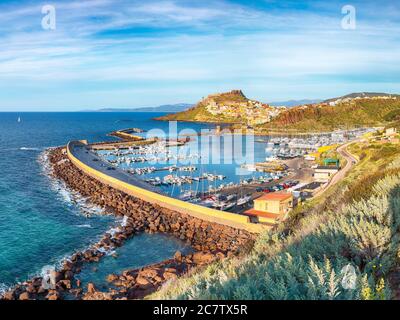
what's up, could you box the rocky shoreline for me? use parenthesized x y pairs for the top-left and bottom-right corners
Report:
(1, 147), (255, 300)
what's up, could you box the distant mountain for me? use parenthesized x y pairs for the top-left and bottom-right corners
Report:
(84, 103), (192, 113)
(324, 92), (400, 103)
(269, 99), (322, 107)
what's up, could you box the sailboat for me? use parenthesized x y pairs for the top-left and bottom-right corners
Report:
(17, 117), (21, 123)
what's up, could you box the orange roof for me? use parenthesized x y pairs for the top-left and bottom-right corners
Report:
(255, 192), (292, 202)
(244, 209), (282, 220)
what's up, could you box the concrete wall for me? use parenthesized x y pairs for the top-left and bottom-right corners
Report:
(67, 141), (266, 234)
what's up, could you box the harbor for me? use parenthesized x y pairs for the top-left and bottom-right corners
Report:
(88, 127), (374, 219)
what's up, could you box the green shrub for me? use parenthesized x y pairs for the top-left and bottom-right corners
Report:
(151, 156), (400, 300)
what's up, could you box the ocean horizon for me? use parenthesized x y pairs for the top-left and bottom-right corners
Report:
(0, 112), (205, 291)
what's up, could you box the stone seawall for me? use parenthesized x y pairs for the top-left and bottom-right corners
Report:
(58, 147), (255, 252)
(68, 141), (265, 233)
(54, 146), (256, 299)
(1, 147), (257, 301)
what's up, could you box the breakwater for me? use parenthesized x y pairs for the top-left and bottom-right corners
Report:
(68, 141), (265, 233)
(1, 147), (255, 300)
(60, 146), (255, 252)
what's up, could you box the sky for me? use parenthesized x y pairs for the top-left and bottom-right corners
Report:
(0, 0), (400, 111)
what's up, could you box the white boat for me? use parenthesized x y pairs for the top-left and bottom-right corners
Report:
(220, 202), (236, 211)
(265, 142), (275, 152)
(242, 164), (257, 172)
(265, 156), (278, 162)
(179, 190), (197, 201)
(237, 195), (252, 206)
(226, 194), (237, 201)
(200, 199), (215, 208)
(17, 117), (21, 123)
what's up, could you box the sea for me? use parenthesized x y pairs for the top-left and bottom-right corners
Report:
(0, 112), (267, 292)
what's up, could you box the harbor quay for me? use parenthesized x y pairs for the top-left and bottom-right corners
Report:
(68, 126), (373, 228)
(83, 126), (372, 227)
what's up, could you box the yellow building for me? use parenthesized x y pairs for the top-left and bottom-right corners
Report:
(314, 166), (339, 182)
(386, 127), (398, 137)
(244, 193), (293, 225)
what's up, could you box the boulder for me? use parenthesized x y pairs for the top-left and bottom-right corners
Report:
(19, 292), (30, 300)
(47, 292), (60, 300)
(63, 260), (74, 271)
(107, 274), (119, 283)
(192, 252), (215, 265)
(26, 284), (37, 294)
(2, 291), (16, 300)
(87, 283), (97, 294)
(163, 271), (178, 281)
(50, 271), (64, 283)
(174, 250), (183, 262)
(138, 268), (159, 279)
(135, 276), (151, 286)
(58, 280), (72, 290)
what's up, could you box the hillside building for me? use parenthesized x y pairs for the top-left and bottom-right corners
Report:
(244, 193), (293, 225)
(314, 166), (340, 183)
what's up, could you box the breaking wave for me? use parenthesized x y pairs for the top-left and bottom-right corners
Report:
(76, 224), (93, 229)
(20, 147), (41, 151)
(0, 283), (10, 297)
(37, 149), (107, 218)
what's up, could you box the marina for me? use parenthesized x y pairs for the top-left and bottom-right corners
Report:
(260, 128), (374, 159)
(90, 127), (373, 215)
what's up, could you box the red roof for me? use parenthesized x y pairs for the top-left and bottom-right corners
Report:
(244, 209), (282, 220)
(255, 192), (292, 202)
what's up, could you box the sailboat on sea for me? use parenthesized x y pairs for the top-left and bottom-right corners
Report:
(17, 117), (21, 123)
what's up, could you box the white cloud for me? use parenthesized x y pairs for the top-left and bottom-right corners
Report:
(0, 0), (400, 110)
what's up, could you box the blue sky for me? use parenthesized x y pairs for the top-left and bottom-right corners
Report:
(0, 0), (400, 111)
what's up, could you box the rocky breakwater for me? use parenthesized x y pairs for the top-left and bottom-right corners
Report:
(1, 147), (255, 300)
(83, 251), (222, 300)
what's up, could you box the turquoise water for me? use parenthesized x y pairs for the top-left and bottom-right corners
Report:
(0, 112), (208, 291)
(76, 233), (192, 291)
(99, 138), (270, 198)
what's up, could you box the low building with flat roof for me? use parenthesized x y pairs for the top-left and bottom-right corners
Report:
(386, 127), (397, 137)
(244, 192), (293, 225)
(314, 166), (340, 182)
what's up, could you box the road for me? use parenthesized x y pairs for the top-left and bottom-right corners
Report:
(314, 140), (359, 197)
(72, 144), (163, 194)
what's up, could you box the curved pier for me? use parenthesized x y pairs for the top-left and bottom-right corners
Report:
(67, 140), (267, 233)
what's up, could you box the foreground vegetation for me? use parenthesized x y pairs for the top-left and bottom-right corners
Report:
(150, 141), (400, 300)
